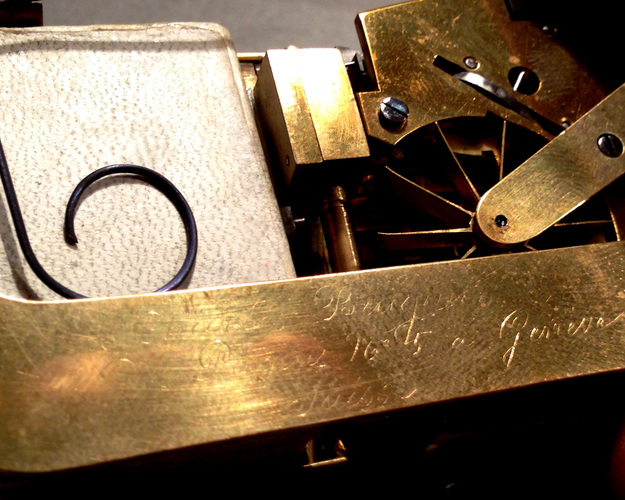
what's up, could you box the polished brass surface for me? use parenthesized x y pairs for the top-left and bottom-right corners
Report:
(301, 50), (369, 161)
(254, 47), (369, 186)
(476, 84), (625, 247)
(321, 186), (362, 272)
(3, 242), (625, 471)
(355, 0), (605, 145)
(256, 47), (322, 181)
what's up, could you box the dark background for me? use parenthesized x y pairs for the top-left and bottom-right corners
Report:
(43, 0), (385, 52)
(40, 0), (624, 89)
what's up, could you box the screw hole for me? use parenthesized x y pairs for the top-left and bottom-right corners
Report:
(495, 215), (508, 227)
(508, 67), (540, 95)
(541, 25), (557, 36)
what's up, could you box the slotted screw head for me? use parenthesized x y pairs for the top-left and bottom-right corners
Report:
(379, 97), (409, 129)
(598, 133), (623, 158)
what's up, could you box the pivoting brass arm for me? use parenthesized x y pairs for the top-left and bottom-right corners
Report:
(476, 84), (625, 247)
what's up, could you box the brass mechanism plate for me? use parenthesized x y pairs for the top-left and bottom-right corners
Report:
(2, 242), (625, 471)
(1, 0), (625, 477)
(356, 0), (606, 144)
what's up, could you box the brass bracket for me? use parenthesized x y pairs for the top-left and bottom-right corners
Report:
(355, 0), (605, 145)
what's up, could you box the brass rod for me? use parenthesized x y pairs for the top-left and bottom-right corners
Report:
(321, 186), (361, 273)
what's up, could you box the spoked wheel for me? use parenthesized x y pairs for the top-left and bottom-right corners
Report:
(354, 116), (617, 267)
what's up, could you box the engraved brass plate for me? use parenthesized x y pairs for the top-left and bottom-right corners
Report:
(1, 0), (624, 479)
(2, 242), (625, 471)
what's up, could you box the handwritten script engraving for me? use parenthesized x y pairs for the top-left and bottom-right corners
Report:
(289, 381), (390, 418)
(315, 286), (625, 376)
(314, 286), (480, 369)
(256, 349), (327, 381)
(499, 310), (625, 367)
(314, 285), (492, 323)
(199, 339), (231, 372)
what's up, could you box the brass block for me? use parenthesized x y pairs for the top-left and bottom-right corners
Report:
(255, 47), (369, 186)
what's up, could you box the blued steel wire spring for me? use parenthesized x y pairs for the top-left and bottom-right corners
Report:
(0, 138), (197, 299)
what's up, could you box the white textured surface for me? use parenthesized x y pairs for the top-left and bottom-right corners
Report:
(0, 24), (295, 300)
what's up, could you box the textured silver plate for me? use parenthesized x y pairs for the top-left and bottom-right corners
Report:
(0, 24), (295, 300)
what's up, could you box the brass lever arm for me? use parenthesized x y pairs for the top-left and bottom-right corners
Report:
(476, 84), (625, 247)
